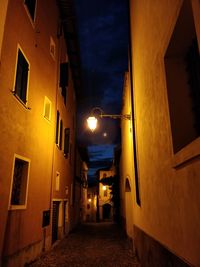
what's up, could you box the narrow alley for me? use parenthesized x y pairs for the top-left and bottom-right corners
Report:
(28, 223), (140, 267)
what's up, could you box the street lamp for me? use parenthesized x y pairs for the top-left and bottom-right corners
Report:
(87, 107), (131, 131)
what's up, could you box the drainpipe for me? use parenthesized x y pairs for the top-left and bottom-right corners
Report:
(127, 0), (141, 206)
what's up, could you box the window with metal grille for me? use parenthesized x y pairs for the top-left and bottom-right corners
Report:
(14, 49), (29, 104)
(24, 0), (36, 21)
(10, 156), (30, 207)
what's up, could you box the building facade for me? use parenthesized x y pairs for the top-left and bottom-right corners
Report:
(0, 1), (81, 266)
(98, 169), (115, 221)
(120, 71), (134, 239)
(120, 0), (200, 266)
(86, 186), (97, 222)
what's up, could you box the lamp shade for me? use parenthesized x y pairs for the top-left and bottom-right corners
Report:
(87, 116), (97, 131)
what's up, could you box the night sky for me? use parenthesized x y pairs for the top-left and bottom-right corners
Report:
(74, 0), (129, 182)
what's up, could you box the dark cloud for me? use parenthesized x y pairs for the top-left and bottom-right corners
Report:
(74, 0), (128, 178)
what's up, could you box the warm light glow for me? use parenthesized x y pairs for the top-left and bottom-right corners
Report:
(88, 198), (91, 202)
(102, 185), (107, 191)
(87, 116), (97, 131)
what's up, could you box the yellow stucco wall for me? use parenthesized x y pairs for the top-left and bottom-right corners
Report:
(0, 1), (77, 266)
(0, 0), (8, 59)
(120, 72), (135, 238)
(129, 0), (200, 265)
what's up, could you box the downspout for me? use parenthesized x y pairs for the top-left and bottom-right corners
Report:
(127, 0), (141, 206)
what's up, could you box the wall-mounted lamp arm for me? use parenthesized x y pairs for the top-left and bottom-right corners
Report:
(100, 114), (131, 120)
(87, 107), (131, 131)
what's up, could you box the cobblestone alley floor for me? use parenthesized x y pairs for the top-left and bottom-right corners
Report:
(28, 222), (140, 267)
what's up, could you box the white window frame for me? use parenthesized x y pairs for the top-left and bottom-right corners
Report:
(43, 96), (52, 121)
(9, 154), (31, 210)
(23, 0), (37, 27)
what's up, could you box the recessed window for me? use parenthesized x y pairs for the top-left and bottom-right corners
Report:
(64, 128), (70, 157)
(59, 119), (63, 150)
(14, 48), (29, 104)
(59, 62), (68, 104)
(43, 96), (51, 121)
(10, 155), (30, 208)
(55, 111), (60, 145)
(55, 172), (60, 191)
(50, 36), (56, 60)
(24, 0), (36, 22)
(164, 0), (200, 153)
(104, 189), (108, 197)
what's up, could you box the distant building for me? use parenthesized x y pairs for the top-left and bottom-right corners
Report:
(97, 167), (115, 221)
(0, 1), (81, 266)
(120, 0), (200, 266)
(75, 147), (89, 224)
(86, 186), (97, 222)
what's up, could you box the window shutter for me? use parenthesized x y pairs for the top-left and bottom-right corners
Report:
(59, 63), (68, 104)
(15, 49), (29, 104)
(64, 128), (70, 157)
(59, 120), (63, 149)
(55, 111), (60, 144)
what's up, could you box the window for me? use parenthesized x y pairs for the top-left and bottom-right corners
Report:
(164, 0), (200, 153)
(24, 0), (36, 21)
(59, 119), (63, 150)
(55, 111), (60, 145)
(104, 189), (107, 197)
(14, 48), (29, 104)
(43, 96), (51, 121)
(64, 128), (70, 157)
(50, 36), (56, 60)
(10, 155), (30, 208)
(59, 63), (68, 104)
(55, 172), (60, 191)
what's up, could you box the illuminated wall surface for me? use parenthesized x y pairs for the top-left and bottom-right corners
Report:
(120, 71), (134, 239)
(0, 1), (80, 266)
(121, 0), (200, 266)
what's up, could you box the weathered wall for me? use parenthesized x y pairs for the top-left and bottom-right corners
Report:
(129, 0), (200, 266)
(0, 0), (77, 266)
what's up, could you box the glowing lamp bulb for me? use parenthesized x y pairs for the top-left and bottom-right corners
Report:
(102, 185), (107, 191)
(87, 116), (97, 131)
(88, 198), (92, 202)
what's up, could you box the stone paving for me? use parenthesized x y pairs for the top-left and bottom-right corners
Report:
(28, 222), (140, 267)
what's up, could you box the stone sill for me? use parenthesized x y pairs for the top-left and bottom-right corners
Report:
(172, 137), (200, 169)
